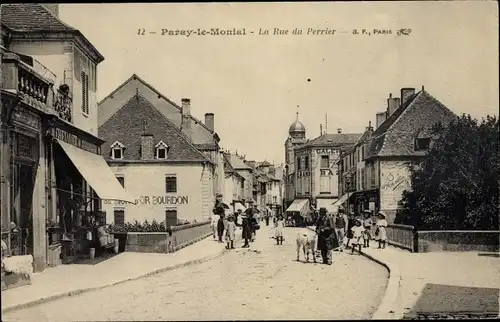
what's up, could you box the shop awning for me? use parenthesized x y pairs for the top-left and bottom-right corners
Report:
(332, 192), (351, 206)
(286, 199), (309, 216)
(234, 201), (246, 212)
(317, 198), (335, 209)
(56, 139), (136, 203)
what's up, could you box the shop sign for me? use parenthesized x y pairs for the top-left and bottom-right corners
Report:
(320, 169), (334, 176)
(12, 109), (40, 131)
(53, 127), (99, 154)
(315, 148), (340, 156)
(104, 195), (189, 206)
(297, 170), (310, 178)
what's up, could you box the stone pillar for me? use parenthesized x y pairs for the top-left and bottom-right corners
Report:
(0, 126), (11, 242)
(32, 132), (47, 272)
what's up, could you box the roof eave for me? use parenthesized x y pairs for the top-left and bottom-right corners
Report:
(9, 30), (105, 64)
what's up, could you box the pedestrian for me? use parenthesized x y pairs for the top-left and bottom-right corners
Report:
(362, 210), (373, 248)
(315, 207), (338, 265)
(274, 214), (285, 245)
(345, 212), (356, 249)
(334, 210), (348, 252)
(225, 214), (236, 250)
(376, 211), (388, 249)
(249, 211), (259, 242)
(217, 214), (225, 243)
(210, 209), (219, 240)
(236, 213), (251, 248)
(350, 219), (364, 254)
(265, 211), (270, 226)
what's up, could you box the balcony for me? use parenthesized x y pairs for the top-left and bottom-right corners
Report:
(2, 52), (53, 111)
(1, 52), (73, 123)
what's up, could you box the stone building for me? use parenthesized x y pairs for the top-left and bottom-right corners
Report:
(338, 87), (457, 222)
(1, 4), (133, 272)
(98, 75), (222, 225)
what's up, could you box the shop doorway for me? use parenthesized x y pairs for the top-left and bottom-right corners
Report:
(11, 162), (36, 256)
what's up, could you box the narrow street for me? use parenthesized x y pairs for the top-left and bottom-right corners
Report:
(3, 226), (388, 321)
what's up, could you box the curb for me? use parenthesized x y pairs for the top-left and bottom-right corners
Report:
(2, 234), (232, 314)
(306, 227), (403, 320)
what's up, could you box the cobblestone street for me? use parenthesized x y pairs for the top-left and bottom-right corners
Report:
(3, 227), (388, 321)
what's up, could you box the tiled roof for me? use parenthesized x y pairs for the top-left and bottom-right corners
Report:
(1, 4), (75, 32)
(227, 154), (252, 170)
(98, 94), (211, 163)
(98, 74), (218, 150)
(298, 133), (362, 149)
(366, 89), (457, 158)
(354, 127), (374, 147)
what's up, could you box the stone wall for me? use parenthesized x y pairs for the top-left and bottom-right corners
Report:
(124, 221), (212, 253)
(417, 230), (500, 253)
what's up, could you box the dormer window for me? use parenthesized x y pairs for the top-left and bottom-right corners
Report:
(415, 137), (431, 151)
(110, 141), (125, 160)
(155, 140), (169, 160)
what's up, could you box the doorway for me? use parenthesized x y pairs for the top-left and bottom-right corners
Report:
(11, 162), (36, 256)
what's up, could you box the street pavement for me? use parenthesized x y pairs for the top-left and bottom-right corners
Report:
(3, 226), (388, 321)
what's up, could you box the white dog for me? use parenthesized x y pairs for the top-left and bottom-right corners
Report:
(296, 231), (317, 263)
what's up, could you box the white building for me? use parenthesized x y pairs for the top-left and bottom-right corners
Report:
(98, 75), (222, 225)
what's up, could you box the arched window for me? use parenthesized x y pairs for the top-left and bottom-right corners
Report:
(155, 140), (169, 160)
(110, 141), (125, 160)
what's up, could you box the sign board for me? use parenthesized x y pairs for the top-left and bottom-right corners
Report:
(103, 195), (189, 206)
(53, 127), (99, 154)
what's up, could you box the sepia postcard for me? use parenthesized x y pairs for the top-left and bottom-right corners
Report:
(0, 1), (498, 321)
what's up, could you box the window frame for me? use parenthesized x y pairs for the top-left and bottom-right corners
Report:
(113, 207), (125, 226)
(81, 70), (89, 115)
(415, 137), (431, 151)
(155, 140), (169, 160)
(165, 175), (178, 193)
(320, 155), (330, 169)
(110, 141), (125, 160)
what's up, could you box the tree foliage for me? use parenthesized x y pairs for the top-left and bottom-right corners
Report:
(401, 114), (499, 230)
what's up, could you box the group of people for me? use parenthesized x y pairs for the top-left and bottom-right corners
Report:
(313, 207), (389, 265)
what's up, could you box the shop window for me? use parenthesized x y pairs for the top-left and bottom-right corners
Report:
(155, 140), (169, 160)
(81, 71), (89, 115)
(320, 155), (329, 169)
(304, 156), (309, 169)
(114, 208), (125, 225)
(296, 157), (301, 170)
(110, 141), (125, 160)
(116, 176), (125, 188)
(165, 175), (177, 193)
(165, 209), (178, 227)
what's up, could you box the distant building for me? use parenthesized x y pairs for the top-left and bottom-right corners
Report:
(221, 152), (246, 212)
(98, 75), (222, 225)
(338, 87), (457, 222)
(283, 112), (361, 219)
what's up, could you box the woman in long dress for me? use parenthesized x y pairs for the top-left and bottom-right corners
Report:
(274, 215), (284, 245)
(376, 211), (388, 249)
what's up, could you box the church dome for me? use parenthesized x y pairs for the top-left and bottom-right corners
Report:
(288, 112), (306, 135)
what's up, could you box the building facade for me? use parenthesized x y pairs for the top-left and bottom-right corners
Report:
(1, 4), (133, 272)
(98, 80), (220, 225)
(338, 87), (457, 222)
(221, 152), (245, 212)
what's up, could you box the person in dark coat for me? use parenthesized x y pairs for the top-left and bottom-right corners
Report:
(217, 213), (225, 243)
(236, 213), (252, 248)
(315, 207), (338, 265)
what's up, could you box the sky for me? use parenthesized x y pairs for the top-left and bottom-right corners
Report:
(60, 2), (499, 164)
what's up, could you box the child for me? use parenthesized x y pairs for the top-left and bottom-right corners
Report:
(275, 215), (285, 245)
(225, 215), (236, 249)
(376, 212), (388, 249)
(217, 214), (225, 243)
(351, 219), (364, 254)
(362, 210), (373, 248)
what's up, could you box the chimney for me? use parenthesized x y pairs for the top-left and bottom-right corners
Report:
(400, 87), (416, 107)
(337, 128), (342, 134)
(376, 111), (387, 129)
(43, 4), (59, 17)
(320, 124), (323, 135)
(204, 113), (214, 132)
(181, 98), (191, 137)
(140, 134), (154, 160)
(387, 93), (401, 116)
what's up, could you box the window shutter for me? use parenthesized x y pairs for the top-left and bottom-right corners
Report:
(114, 209), (125, 225)
(165, 210), (178, 227)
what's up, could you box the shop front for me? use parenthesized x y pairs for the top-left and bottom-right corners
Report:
(44, 117), (136, 267)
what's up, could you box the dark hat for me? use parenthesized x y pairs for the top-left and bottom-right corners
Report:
(319, 207), (327, 215)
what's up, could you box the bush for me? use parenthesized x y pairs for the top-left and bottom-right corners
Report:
(108, 219), (192, 232)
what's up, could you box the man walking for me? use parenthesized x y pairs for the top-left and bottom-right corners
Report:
(316, 207), (338, 265)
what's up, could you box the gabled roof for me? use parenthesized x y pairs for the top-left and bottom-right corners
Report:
(367, 89), (457, 158)
(1, 4), (104, 63)
(298, 133), (362, 149)
(98, 74), (218, 150)
(354, 126), (374, 147)
(226, 154), (252, 170)
(98, 93), (212, 164)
